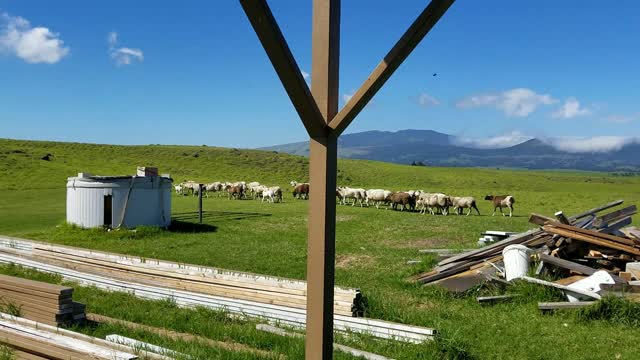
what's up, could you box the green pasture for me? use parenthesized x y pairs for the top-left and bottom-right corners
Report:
(1, 138), (639, 359)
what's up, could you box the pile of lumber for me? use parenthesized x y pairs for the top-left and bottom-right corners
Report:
(0, 237), (362, 317)
(0, 236), (434, 343)
(478, 230), (518, 246)
(416, 200), (640, 295)
(0, 274), (85, 326)
(0, 312), (171, 359)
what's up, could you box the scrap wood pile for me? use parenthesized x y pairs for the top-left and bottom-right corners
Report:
(0, 274), (85, 327)
(415, 200), (640, 305)
(0, 236), (435, 343)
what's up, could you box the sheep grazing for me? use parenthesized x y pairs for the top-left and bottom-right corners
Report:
(246, 182), (261, 198)
(388, 192), (415, 211)
(451, 196), (480, 216)
(180, 181), (199, 196)
(174, 185), (183, 195)
(205, 182), (223, 197)
(485, 195), (515, 217)
(337, 186), (366, 207)
(293, 183), (310, 199)
(261, 189), (275, 203)
(253, 185), (268, 200)
(418, 193), (450, 215)
(269, 186), (283, 203)
(365, 189), (393, 209)
(290, 180), (309, 188)
(227, 185), (244, 200)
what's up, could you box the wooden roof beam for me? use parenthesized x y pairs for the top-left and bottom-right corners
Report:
(328, 0), (456, 135)
(240, 0), (328, 138)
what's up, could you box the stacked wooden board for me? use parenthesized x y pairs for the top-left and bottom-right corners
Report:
(0, 236), (362, 317)
(0, 274), (85, 327)
(416, 200), (640, 294)
(0, 236), (435, 343)
(0, 312), (172, 359)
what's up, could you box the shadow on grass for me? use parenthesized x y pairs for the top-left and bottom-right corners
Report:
(172, 211), (271, 222)
(168, 220), (218, 233)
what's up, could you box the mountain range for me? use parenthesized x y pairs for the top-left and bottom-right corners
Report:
(261, 130), (640, 172)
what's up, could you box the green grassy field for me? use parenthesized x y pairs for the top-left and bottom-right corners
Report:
(1, 138), (639, 359)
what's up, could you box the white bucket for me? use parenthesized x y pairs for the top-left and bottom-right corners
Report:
(566, 270), (615, 302)
(502, 245), (533, 281)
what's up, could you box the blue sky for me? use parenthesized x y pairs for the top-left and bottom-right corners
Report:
(1, 1), (639, 151)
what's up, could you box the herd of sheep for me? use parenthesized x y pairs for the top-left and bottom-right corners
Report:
(175, 180), (516, 217)
(336, 187), (515, 217)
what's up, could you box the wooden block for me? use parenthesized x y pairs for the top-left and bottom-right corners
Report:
(554, 275), (586, 286)
(0, 274), (72, 296)
(529, 213), (555, 226)
(619, 272), (633, 282)
(554, 211), (571, 225)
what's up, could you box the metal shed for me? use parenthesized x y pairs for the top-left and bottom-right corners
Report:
(66, 172), (172, 229)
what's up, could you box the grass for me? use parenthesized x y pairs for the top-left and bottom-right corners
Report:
(1, 138), (640, 359)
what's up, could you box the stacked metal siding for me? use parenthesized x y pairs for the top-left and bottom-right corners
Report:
(66, 176), (172, 228)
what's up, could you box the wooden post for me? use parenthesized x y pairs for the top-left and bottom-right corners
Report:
(198, 184), (203, 224)
(306, 1), (339, 359)
(239, 1), (455, 358)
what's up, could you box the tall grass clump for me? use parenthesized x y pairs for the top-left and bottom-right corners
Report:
(577, 295), (640, 327)
(433, 330), (478, 360)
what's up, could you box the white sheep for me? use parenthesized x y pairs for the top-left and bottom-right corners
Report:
(337, 186), (366, 207)
(365, 189), (393, 209)
(419, 193), (450, 215)
(450, 196), (480, 216)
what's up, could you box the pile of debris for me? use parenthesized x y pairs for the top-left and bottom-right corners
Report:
(416, 200), (640, 308)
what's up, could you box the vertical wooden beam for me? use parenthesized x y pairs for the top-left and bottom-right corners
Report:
(198, 184), (203, 224)
(306, 1), (340, 359)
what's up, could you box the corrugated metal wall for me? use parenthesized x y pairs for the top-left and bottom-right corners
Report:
(66, 183), (112, 228)
(66, 177), (172, 229)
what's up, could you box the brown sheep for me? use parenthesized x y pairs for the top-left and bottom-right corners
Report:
(484, 195), (515, 217)
(387, 192), (415, 211)
(228, 185), (244, 200)
(293, 183), (309, 199)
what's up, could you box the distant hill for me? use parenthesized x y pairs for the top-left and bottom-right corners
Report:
(261, 130), (640, 172)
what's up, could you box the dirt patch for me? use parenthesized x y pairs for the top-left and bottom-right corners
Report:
(381, 237), (454, 249)
(336, 254), (376, 269)
(336, 215), (355, 222)
(415, 301), (438, 310)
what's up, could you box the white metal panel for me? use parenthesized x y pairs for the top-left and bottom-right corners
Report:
(66, 176), (172, 229)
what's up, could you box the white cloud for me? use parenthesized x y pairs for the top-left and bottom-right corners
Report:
(414, 93), (440, 108)
(452, 131), (532, 149)
(301, 69), (309, 80)
(107, 31), (117, 47)
(542, 136), (639, 153)
(604, 113), (639, 124)
(343, 89), (355, 103)
(456, 88), (556, 117)
(551, 97), (592, 119)
(0, 12), (69, 64)
(108, 31), (143, 66)
(452, 131), (638, 153)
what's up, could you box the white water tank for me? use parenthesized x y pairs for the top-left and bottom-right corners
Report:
(66, 172), (172, 228)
